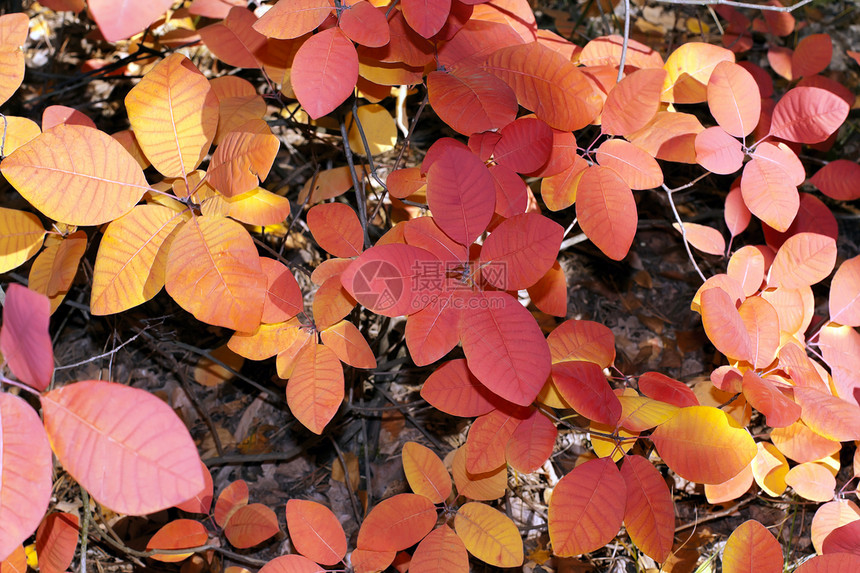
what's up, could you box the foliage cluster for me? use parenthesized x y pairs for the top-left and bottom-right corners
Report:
(1, 0), (860, 571)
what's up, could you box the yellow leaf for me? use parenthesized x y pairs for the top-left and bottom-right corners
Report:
(347, 104), (397, 156)
(207, 119), (280, 197)
(1, 125), (149, 226)
(226, 187), (292, 227)
(29, 230), (87, 314)
(0, 207), (45, 274)
(455, 502), (524, 568)
(0, 116), (40, 155)
(125, 53), (218, 178)
(91, 204), (187, 315)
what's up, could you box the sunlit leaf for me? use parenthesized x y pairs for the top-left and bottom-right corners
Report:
(700, 287), (753, 363)
(695, 126), (744, 175)
(165, 215), (266, 332)
(506, 408), (557, 474)
(483, 42), (599, 131)
(595, 139), (663, 190)
(673, 222), (725, 256)
(738, 297), (780, 369)
(768, 232), (837, 289)
(252, 0), (332, 39)
(356, 493), (437, 551)
(616, 395), (679, 431)
(662, 42), (734, 104)
(707, 61), (761, 137)
(285, 499), (347, 565)
(829, 255), (860, 326)
(794, 387), (860, 442)
(347, 103), (397, 155)
(286, 344), (344, 434)
(742, 371), (800, 428)
(88, 0), (174, 42)
(722, 520), (783, 573)
(576, 166), (637, 261)
(125, 53), (218, 178)
(0, 13), (27, 107)
(307, 202), (364, 258)
(705, 462), (753, 504)
(410, 526), (469, 573)
(549, 457), (626, 556)
(601, 68), (666, 136)
(2, 125), (148, 226)
(751, 441), (788, 497)
(621, 455), (674, 562)
(548, 319), (616, 367)
(728, 246), (766, 297)
(451, 445), (507, 501)
(638, 372), (698, 408)
(769, 87), (849, 144)
(41, 380), (204, 514)
(455, 502), (523, 567)
(427, 67), (518, 136)
(552, 360), (621, 426)
(785, 462), (836, 502)
(207, 119), (279, 197)
(650, 406), (756, 484)
(402, 441), (452, 504)
(812, 500), (860, 554)
(420, 359), (499, 417)
(579, 35), (664, 69)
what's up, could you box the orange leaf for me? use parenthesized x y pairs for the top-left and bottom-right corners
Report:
(539, 154), (588, 211)
(455, 502), (524, 567)
(482, 42), (599, 131)
(0, 13), (27, 107)
(796, 554), (860, 572)
(829, 255), (860, 326)
(125, 53), (218, 178)
(811, 500), (860, 554)
(253, 0), (331, 39)
(28, 227), (86, 306)
(356, 493), (437, 551)
(576, 165), (637, 261)
(722, 520), (783, 573)
(466, 407), (527, 473)
(207, 120), (279, 197)
(672, 222), (725, 256)
(229, 319), (308, 361)
(258, 257), (303, 324)
(595, 139), (663, 190)
(146, 519), (207, 562)
(91, 204), (185, 315)
(402, 441), (452, 503)
(320, 320), (376, 369)
(740, 155), (799, 233)
(506, 408), (557, 473)
(258, 554), (327, 573)
(35, 513), (79, 573)
(174, 461), (214, 514)
(770, 421), (840, 464)
(601, 68), (666, 136)
(427, 67), (518, 136)
(638, 372), (698, 408)
(226, 186), (292, 227)
(287, 344), (344, 434)
(0, 284), (53, 391)
(451, 445), (507, 501)
(705, 462), (753, 504)
(751, 441), (789, 497)
(350, 549), (396, 573)
(739, 297), (780, 369)
(810, 160), (860, 201)
(742, 371), (800, 428)
(785, 462), (836, 502)
(41, 381), (204, 514)
(88, 0), (173, 42)
(0, 544), (26, 573)
(479, 212), (563, 290)
(548, 319), (616, 367)
(616, 395), (679, 431)
(419, 359), (499, 417)
(1, 125), (148, 226)
(224, 503), (280, 549)
(662, 42), (734, 104)
(548, 457), (626, 556)
(728, 246), (766, 297)
(650, 406), (756, 484)
(199, 7), (266, 69)
(0, 393), (53, 563)
(700, 287), (753, 363)
(165, 216), (266, 332)
(695, 126), (744, 175)
(312, 275), (357, 330)
(707, 61), (761, 137)
(214, 480), (250, 528)
(579, 35), (664, 69)
(307, 202), (364, 258)
(794, 387), (860, 442)
(621, 455), (675, 562)
(527, 260), (568, 317)
(404, 293), (461, 366)
(285, 499), (347, 565)
(0, 207), (44, 274)
(628, 110), (703, 164)
(792, 34), (832, 79)
(768, 232), (837, 289)
(410, 526), (469, 573)
(493, 116), (552, 174)
(292, 28), (358, 119)
(769, 87), (849, 144)
(725, 186), (751, 237)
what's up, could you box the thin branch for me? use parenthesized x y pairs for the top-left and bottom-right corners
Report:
(617, 0), (631, 84)
(339, 115), (371, 249)
(54, 327), (148, 371)
(664, 185), (708, 283)
(652, 0), (815, 12)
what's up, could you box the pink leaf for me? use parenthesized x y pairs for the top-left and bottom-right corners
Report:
(0, 284), (53, 391)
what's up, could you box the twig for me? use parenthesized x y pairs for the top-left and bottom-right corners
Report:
(54, 328), (148, 371)
(329, 435), (363, 523)
(339, 116), (371, 249)
(674, 495), (755, 532)
(653, 0), (815, 11)
(663, 184), (708, 283)
(617, 0), (631, 84)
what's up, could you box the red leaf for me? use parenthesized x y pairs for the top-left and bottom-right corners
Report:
(339, 1), (390, 48)
(811, 160), (860, 201)
(822, 520), (860, 556)
(419, 359), (500, 417)
(769, 87), (849, 144)
(489, 163), (528, 218)
(291, 28), (358, 119)
(796, 554), (860, 573)
(527, 260), (567, 317)
(466, 407), (527, 473)
(601, 68), (666, 136)
(199, 7), (267, 68)
(722, 520), (784, 573)
(285, 499), (347, 565)
(174, 461), (214, 514)
(638, 372), (698, 407)
(214, 480), (249, 528)
(621, 455), (675, 562)
(576, 166), (637, 261)
(224, 503), (280, 549)
(405, 291), (461, 366)
(479, 213), (563, 290)
(548, 457), (626, 556)
(548, 319), (616, 367)
(88, 0), (174, 42)
(402, 0), (451, 38)
(459, 291), (551, 406)
(41, 381), (204, 515)
(426, 146), (495, 245)
(36, 513), (80, 573)
(259, 257), (303, 324)
(492, 117), (552, 173)
(551, 360), (621, 426)
(341, 243), (441, 317)
(505, 408), (558, 473)
(356, 494), (437, 551)
(427, 67), (517, 136)
(0, 284), (53, 391)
